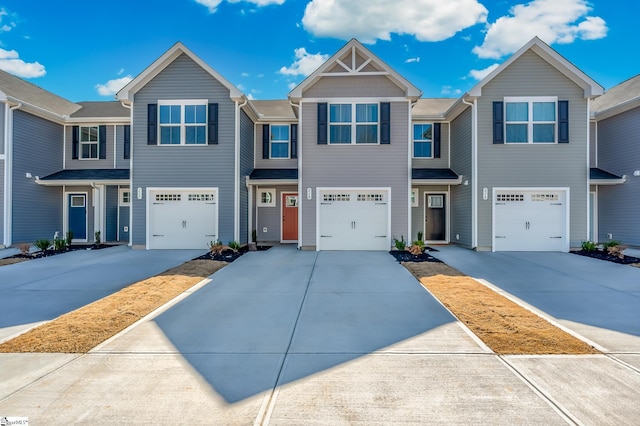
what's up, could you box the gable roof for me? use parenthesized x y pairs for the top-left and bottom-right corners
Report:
(288, 39), (421, 101)
(0, 68), (80, 119)
(250, 100), (298, 120)
(468, 37), (603, 98)
(412, 98), (457, 120)
(116, 42), (243, 102)
(591, 74), (640, 119)
(67, 101), (130, 123)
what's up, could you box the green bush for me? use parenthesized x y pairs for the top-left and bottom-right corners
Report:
(393, 235), (407, 251)
(65, 231), (74, 247)
(228, 241), (241, 252)
(53, 238), (67, 251)
(416, 231), (423, 242)
(602, 240), (620, 249)
(581, 241), (597, 252)
(94, 231), (101, 245)
(34, 239), (51, 252)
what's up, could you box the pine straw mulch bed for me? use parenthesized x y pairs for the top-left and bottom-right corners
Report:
(0, 259), (227, 353)
(401, 261), (599, 355)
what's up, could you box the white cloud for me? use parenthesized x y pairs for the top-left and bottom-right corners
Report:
(0, 8), (15, 32)
(469, 63), (499, 80)
(288, 82), (296, 90)
(441, 85), (462, 95)
(241, 72), (250, 77)
(405, 57), (420, 64)
(279, 47), (329, 77)
(194, 0), (284, 13)
(247, 93), (254, 100)
(302, 0), (487, 43)
(473, 0), (608, 59)
(117, 68), (125, 75)
(95, 75), (133, 96)
(0, 48), (45, 78)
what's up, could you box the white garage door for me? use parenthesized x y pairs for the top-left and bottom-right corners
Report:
(494, 189), (567, 252)
(318, 189), (389, 251)
(148, 189), (218, 249)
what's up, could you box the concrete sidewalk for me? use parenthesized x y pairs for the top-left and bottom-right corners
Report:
(1, 246), (640, 424)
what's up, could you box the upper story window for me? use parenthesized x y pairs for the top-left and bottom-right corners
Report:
(329, 103), (379, 144)
(158, 101), (207, 145)
(270, 125), (290, 158)
(505, 97), (557, 144)
(413, 123), (433, 158)
(80, 126), (99, 159)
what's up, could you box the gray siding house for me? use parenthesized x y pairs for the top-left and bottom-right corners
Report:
(591, 74), (640, 246)
(2, 37), (637, 252)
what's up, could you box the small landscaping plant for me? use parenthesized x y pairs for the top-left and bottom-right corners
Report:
(94, 231), (101, 245)
(393, 235), (407, 251)
(18, 243), (31, 256)
(209, 240), (224, 255)
(581, 240), (597, 252)
(53, 238), (67, 252)
(34, 239), (51, 253)
(65, 231), (74, 247)
(228, 241), (241, 252)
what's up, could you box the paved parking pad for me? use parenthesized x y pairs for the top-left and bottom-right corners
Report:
(2, 246), (640, 424)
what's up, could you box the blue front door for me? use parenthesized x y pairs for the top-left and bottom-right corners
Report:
(68, 194), (87, 240)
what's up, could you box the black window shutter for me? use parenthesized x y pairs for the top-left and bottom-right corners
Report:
(558, 100), (569, 143)
(380, 102), (391, 144)
(493, 101), (504, 144)
(433, 123), (441, 158)
(99, 125), (107, 159)
(147, 104), (157, 145)
(317, 103), (327, 144)
(208, 103), (218, 145)
(262, 124), (270, 159)
(290, 124), (298, 159)
(123, 125), (131, 159)
(72, 126), (79, 159)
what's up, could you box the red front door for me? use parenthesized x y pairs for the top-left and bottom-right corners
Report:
(282, 193), (298, 241)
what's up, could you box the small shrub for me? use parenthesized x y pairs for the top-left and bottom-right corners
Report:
(581, 241), (597, 252)
(251, 229), (257, 243)
(393, 235), (407, 251)
(417, 231), (423, 242)
(602, 240), (620, 249)
(18, 243), (31, 256)
(606, 244), (626, 259)
(209, 240), (225, 255)
(65, 231), (74, 247)
(34, 239), (51, 252)
(53, 238), (67, 251)
(228, 241), (241, 252)
(94, 231), (101, 245)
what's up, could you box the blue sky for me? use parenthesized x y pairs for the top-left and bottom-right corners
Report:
(0, 0), (637, 102)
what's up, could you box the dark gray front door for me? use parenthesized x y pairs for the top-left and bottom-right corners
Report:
(425, 194), (446, 241)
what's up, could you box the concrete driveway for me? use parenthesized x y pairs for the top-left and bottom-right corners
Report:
(1, 246), (640, 424)
(0, 245), (204, 341)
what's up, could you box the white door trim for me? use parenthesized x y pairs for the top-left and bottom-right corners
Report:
(316, 186), (391, 251)
(423, 190), (450, 244)
(492, 187), (570, 252)
(64, 191), (89, 242)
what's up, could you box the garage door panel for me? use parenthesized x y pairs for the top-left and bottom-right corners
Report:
(149, 190), (218, 250)
(494, 190), (566, 252)
(318, 190), (389, 251)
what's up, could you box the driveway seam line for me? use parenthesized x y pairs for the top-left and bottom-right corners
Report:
(497, 355), (580, 426)
(256, 252), (319, 426)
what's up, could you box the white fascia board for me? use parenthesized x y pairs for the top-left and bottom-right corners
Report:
(412, 178), (462, 185)
(245, 179), (298, 186)
(589, 178), (626, 186)
(117, 42), (244, 101)
(65, 117), (130, 124)
(35, 179), (129, 187)
(468, 37), (603, 98)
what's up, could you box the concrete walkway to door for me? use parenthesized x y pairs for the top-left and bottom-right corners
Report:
(2, 246), (640, 424)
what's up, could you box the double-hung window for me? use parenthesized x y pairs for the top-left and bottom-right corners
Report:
(270, 125), (290, 158)
(159, 101), (207, 145)
(329, 103), (379, 144)
(80, 126), (99, 159)
(505, 97), (557, 144)
(413, 123), (433, 157)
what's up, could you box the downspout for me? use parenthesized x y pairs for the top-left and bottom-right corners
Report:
(3, 101), (22, 247)
(235, 97), (248, 243)
(289, 99), (301, 249)
(120, 100), (133, 247)
(461, 97), (477, 249)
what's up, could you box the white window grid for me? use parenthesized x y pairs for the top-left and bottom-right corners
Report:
(80, 126), (99, 159)
(357, 193), (384, 202)
(531, 194), (559, 202)
(188, 194), (215, 202)
(497, 194), (525, 202)
(328, 103), (379, 145)
(504, 96), (557, 144)
(411, 188), (419, 207)
(323, 194), (351, 202)
(156, 194), (181, 202)
(258, 189), (276, 207)
(158, 100), (208, 146)
(413, 123), (433, 158)
(270, 125), (290, 159)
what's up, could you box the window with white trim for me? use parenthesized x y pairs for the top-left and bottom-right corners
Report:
(258, 189), (276, 207)
(413, 123), (433, 158)
(80, 126), (99, 159)
(505, 97), (557, 144)
(411, 188), (419, 207)
(119, 189), (130, 206)
(270, 125), (290, 158)
(329, 103), (379, 144)
(158, 101), (207, 145)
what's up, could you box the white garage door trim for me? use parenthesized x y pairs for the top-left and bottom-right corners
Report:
(146, 187), (219, 250)
(316, 187), (391, 251)
(492, 187), (570, 252)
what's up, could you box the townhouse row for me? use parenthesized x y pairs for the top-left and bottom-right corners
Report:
(1, 37), (638, 251)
